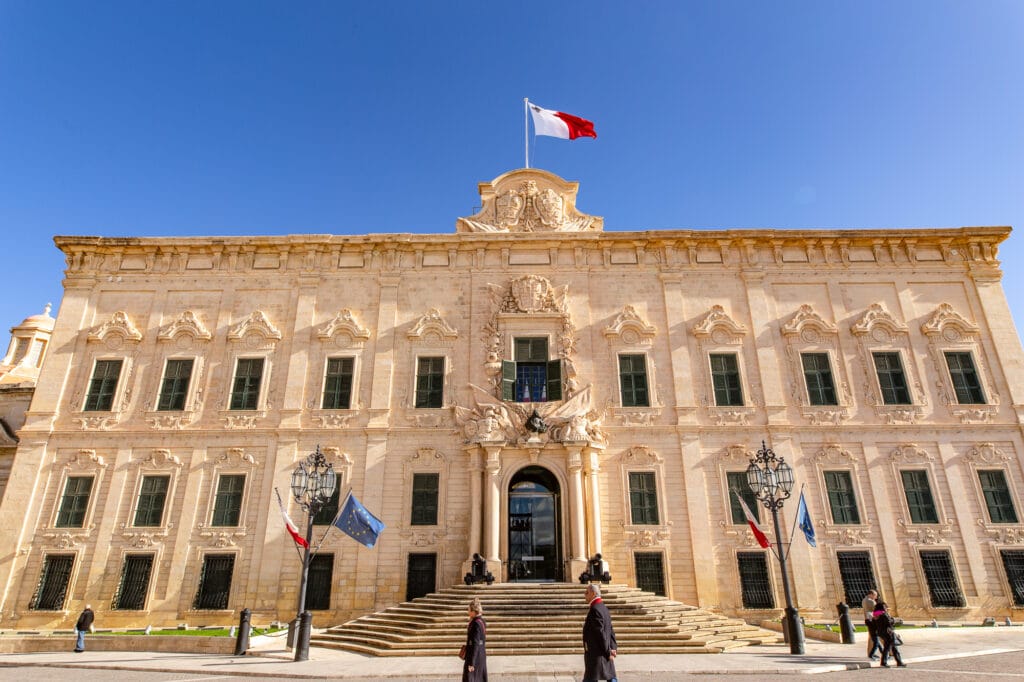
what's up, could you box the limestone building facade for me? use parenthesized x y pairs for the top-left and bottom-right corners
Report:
(1, 168), (1023, 630)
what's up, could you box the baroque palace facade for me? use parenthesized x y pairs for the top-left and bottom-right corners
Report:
(1, 168), (1023, 630)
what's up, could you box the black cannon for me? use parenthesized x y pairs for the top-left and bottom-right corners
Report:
(578, 553), (612, 584)
(464, 553), (495, 585)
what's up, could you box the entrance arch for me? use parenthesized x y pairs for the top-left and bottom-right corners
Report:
(507, 465), (563, 582)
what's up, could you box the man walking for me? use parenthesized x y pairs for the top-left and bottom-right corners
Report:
(583, 584), (617, 682)
(74, 604), (94, 652)
(861, 589), (881, 660)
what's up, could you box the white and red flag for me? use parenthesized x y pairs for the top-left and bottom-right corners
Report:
(734, 491), (771, 549)
(528, 102), (597, 140)
(275, 488), (309, 549)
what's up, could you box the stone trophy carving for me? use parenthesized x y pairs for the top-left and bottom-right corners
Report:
(457, 168), (603, 233)
(454, 383), (605, 444)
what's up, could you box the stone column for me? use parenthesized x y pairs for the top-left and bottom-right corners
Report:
(468, 447), (483, 558)
(481, 446), (502, 577)
(584, 448), (604, 558)
(566, 446), (586, 561)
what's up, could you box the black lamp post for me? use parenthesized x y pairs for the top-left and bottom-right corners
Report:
(746, 440), (805, 655)
(288, 445), (337, 662)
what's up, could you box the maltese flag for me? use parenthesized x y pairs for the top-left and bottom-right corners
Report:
(529, 102), (597, 140)
(734, 490), (772, 549)
(275, 488), (309, 549)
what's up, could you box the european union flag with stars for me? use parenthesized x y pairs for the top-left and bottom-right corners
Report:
(334, 493), (385, 548)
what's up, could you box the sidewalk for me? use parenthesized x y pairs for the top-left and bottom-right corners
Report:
(0, 625), (1020, 679)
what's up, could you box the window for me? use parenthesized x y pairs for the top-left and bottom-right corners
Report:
(837, 551), (877, 607)
(133, 475), (170, 527)
(920, 550), (965, 607)
(945, 352), (985, 404)
(901, 470), (939, 523)
(801, 353), (837, 406)
(414, 357), (445, 408)
(84, 359), (123, 411)
(727, 471), (759, 525)
(501, 338), (562, 403)
(634, 552), (666, 596)
(824, 471), (861, 525)
(312, 486), (341, 525)
(211, 474), (245, 527)
(628, 472), (660, 525)
(873, 352), (911, 405)
(305, 554), (333, 610)
(405, 553), (437, 602)
(1001, 550), (1024, 607)
(11, 338), (29, 365)
(229, 358), (264, 410)
(737, 552), (774, 609)
(322, 357), (354, 409)
(157, 358), (194, 411)
(710, 353), (743, 406)
(410, 473), (439, 526)
(194, 554), (234, 610)
(114, 555), (154, 610)
(30, 554), (75, 610)
(619, 354), (650, 407)
(55, 476), (94, 528)
(979, 470), (1018, 524)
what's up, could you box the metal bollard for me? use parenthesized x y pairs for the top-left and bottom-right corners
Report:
(294, 611), (313, 662)
(286, 616), (299, 649)
(234, 608), (251, 656)
(836, 602), (856, 644)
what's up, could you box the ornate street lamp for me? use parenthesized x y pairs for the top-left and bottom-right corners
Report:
(288, 445), (337, 662)
(746, 440), (805, 655)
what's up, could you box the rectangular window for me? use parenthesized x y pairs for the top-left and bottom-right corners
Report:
(322, 357), (354, 410)
(229, 358), (264, 410)
(945, 352), (985, 404)
(157, 358), (194, 411)
(1001, 550), (1024, 607)
(312, 486), (341, 525)
(727, 471), (760, 525)
(211, 474), (245, 527)
(194, 554), (234, 610)
(836, 551), (877, 607)
(801, 352), (837, 406)
(824, 471), (861, 525)
(410, 473), (439, 526)
(29, 554), (75, 610)
(634, 552), (666, 596)
(133, 475), (170, 527)
(84, 359), (123, 411)
(114, 554), (154, 610)
(502, 338), (562, 403)
(710, 353), (743, 406)
(414, 357), (445, 408)
(901, 470), (939, 523)
(619, 354), (650, 407)
(920, 550), (966, 607)
(628, 472), (660, 525)
(979, 470), (1018, 524)
(55, 476), (94, 528)
(873, 352), (911, 405)
(737, 552), (774, 609)
(405, 553), (437, 602)
(305, 554), (333, 610)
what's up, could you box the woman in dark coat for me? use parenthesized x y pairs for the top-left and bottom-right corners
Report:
(872, 601), (907, 668)
(463, 597), (487, 682)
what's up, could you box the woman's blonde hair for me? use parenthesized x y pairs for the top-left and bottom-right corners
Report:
(469, 597), (483, 615)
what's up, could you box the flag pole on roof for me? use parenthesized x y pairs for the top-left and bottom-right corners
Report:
(524, 97), (530, 168)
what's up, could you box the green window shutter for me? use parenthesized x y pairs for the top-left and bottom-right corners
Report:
(979, 470), (1018, 524)
(824, 470), (861, 525)
(501, 360), (516, 401)
(727, 471), (759, 524)
(901, 470), (938, 523)
(546, 359), (562, 402)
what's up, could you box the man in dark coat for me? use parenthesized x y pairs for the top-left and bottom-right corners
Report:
(74, 604), (94, 652)
(582, 584), (617, 682)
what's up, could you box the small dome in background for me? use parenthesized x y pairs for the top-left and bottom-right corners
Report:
(13, 303), (54, 333)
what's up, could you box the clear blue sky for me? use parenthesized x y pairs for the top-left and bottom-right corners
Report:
(1, 2), (1022, 340)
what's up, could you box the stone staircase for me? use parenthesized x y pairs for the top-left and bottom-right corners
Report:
(312, 583), (781, 656)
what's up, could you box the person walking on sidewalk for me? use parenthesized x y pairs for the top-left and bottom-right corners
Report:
(73, 604), (94, 652)
(583, 584), (617, 682)
(462, 597), (487, 682)
(861, 589), (882, 660)
(873, 601), (907, 668)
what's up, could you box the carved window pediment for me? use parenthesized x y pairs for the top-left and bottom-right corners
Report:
(158, 310), (212, 342)
(692, 305), (746, 343)
(851, 303), (908, 338)
(228, 311), (281, 344)
(921, 303), (979, 340)
(88, 311), (143, 344)
(781, 304), (837, 339)
(407, 309), (459, 344)
(317, 309), (371, 346)
(604, 306), (656, 346)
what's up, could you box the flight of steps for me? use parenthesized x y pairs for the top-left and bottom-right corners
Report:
(312, 583), (781, 656)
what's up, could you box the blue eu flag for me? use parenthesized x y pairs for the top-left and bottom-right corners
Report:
(334, 493), (385, 548)
(796, 491), (816, 548)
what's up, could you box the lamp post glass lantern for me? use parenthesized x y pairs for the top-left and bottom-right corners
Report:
(289, 445), (336, 662)
(746, 440), (805, 655)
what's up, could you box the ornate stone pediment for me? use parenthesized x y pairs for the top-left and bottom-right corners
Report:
(88, 311), (143, 344)
(317, 309), (371, 344)
(781, 304), (837, 339)
(692, 305), (746, 342)
(407, 309), (459, 342)
(228, 310), (281, 342)
(965, 442), (1009, 463)
(604, 306), (656, 345)
(851, 303), (908, 337)
(158, 310), (211, 342)
(921, 303), (979, 339)
(457, 168), (602, 233)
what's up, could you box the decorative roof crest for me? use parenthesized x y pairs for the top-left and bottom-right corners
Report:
(457, 168), (603, 233)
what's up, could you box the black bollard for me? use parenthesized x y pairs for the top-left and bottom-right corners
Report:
(294, 611), (313, 662)
(234, 608), (251, 655)
(286, 616), (299, 649)
(836, 602), (856, 644)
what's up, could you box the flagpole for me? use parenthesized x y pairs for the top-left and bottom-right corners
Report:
(786, 483), (806, 562)
(524, 97), (529, 169)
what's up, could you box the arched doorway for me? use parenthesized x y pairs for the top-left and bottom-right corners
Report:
(508, 466), (562, 582)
